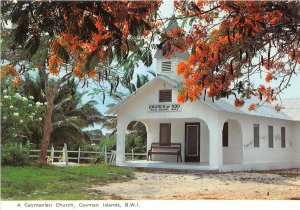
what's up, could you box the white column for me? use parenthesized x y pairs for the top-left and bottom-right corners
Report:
(145, 121), (154, 151)
(146, 124), (152, 152)
(209, 120), (223, 168)
(241, 121), (248, 164)
(292, 122), (300, 162)
(116, 120), (127, 165)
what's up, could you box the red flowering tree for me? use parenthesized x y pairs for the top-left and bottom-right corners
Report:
(1, 1), (161, 164)
(161, 1), (300, 111)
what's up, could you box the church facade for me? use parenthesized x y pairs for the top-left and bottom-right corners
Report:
(107, 50), (300, 172)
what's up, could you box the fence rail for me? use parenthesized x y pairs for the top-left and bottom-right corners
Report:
(29, 144), (147, 166)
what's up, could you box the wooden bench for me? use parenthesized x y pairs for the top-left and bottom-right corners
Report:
(147, 143), (182, 162)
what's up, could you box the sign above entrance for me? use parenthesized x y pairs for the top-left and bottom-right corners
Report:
(148, 104), (182, 112)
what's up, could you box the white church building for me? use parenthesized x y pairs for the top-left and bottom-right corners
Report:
(107, 49), (300, 172)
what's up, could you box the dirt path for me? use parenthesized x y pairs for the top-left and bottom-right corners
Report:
(91, 169), (300, 200)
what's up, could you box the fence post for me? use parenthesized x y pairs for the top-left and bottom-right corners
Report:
(109, 150), (116, 165)
(77, 147), (81, 164)
(99, 147), (102, 163)
(131, 149), (134, 160)
(26, 141), (30, 157)
(104, 145), (107, 164)
(64, 143), (68, 166)
(50, 145), (54, 163)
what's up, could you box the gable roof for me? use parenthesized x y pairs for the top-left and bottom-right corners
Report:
(280, 98), (300, 121)
(201, 96), (293, 121)
(106, 75), (178, 115)
(107, 76), (295, 121)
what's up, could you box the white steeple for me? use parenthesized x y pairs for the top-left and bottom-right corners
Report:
(154, 17), (189, 81)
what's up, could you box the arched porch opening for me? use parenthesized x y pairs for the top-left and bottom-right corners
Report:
(125, 121), (147, 159)
(222, 119), (243, 164)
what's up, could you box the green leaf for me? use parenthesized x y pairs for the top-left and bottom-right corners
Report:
(11, 3), (26, 24)
(24, 36), (40, 59)
(189, 18), (195, 26)
(85, 51), (98, 71)
(104, 48), (113, 65)
(12, 18), (29, 45)
(142, 50), (152, 67)
(51, 40), (69, 63)
(128, 18), (139, 37)
(181, 18), (188, 28)
(57, 44), (69, 63)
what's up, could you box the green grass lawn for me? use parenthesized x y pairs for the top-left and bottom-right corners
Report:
(1, 165), (133, 200)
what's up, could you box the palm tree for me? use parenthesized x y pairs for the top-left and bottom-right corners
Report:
(22, 76), (103, 148)
(51, 84), (103, 148)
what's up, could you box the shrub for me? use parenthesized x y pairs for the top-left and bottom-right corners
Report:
(125, 133), (146, 153)
(80, 144), (100, 152)
(1, 89), (45, 143)
(99, 139), (116, 152)
(78, 144), (101, 164)
(1, 143), (30, 166)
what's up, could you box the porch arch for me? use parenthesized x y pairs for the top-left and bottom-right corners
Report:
(125, 121), (148, 156)
(222, 119), (243, 164)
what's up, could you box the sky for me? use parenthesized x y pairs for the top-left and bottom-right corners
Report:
(82, 1), (300, 133)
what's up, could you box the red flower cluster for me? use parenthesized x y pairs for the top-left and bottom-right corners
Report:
(234, 98), (245, 108)
(47, 1), (161, 79)
(49, 55), (62, 76)
(248, 103), (257, 111)
(170, 1), (298, 109)
(0, 65), (21, 87)
(265, 72), (273, 83)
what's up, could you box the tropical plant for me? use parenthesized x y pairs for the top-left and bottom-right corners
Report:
(99, 139), (116, 152)
(51, 81), (104, 148)
(22, 77), (104, 149)
(1, 143), (31, 166)
(84, 129), (104, 140)
(125, 133), (146, 153)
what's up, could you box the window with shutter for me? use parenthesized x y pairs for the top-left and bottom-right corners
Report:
(160, 123), (171, 146)
(254, 124), (259, 148)
(162, 61), (172, 72)
(268, 126), (274, 148)
(159, 90), (172, 102)
(281, 127), (286, 148)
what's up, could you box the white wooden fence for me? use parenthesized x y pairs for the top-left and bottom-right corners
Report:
(29, 144), (147, 166)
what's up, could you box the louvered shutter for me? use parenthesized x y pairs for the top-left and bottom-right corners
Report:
(159, 90), (172, 102)
(162, 61), (172, 72)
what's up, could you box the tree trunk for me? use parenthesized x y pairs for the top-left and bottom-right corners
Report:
(39, 94), (54, 164)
